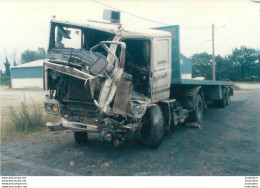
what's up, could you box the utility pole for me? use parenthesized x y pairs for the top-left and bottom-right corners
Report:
(212, 23), (216, 81)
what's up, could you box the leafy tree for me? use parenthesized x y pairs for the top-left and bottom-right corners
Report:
(1, 57), (11, 85)
(191, 47), (260, 82)
(21, 47), (46, 64)
(38, 47), (46, 58)
(215, 55), (234, 81)
(0, 69), (3, 82)
(191, 52), (213, 80)
(4, 57), (11, 77)
(227, 46), (260, 81)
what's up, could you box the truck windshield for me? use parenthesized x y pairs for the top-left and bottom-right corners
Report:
(49, 23), (115, 51)
(48, 23), (120, 70)
(55, 26), (81, 49)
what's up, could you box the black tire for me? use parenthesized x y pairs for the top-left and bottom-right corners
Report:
(140, 104), (165, 148)
(226, 89), (230, 105)
(74, 131), (88, 144)
(189, 94), (204, 123)
(219, 88), (227, 108)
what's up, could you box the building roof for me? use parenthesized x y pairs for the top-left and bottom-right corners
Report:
(11, 59), (45, 69)
(180, 53), (192, 74)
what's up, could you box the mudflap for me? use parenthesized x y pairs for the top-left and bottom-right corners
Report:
(46, 121), (64, 131)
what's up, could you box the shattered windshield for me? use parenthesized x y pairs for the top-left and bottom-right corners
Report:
(49, 23), (115, 51)
(55, 26), (81, 49)
(48, 23), (120, 75)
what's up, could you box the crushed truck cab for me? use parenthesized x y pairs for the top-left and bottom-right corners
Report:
(44, 19), (233, 147)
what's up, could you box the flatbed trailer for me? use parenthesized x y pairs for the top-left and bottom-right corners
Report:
(181, 79), (233, 86)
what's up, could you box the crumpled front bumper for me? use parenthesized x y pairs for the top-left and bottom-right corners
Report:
(46, 118), (99, 132)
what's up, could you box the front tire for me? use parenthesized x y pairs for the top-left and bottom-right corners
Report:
(74, 131), (88, 144)
(140, 104), (165, 148)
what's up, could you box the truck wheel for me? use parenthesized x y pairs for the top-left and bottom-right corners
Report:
(226, 89), (230, 105)
(219, 88), (227, 108)
(74, 131), (88, 144)
(141, 104), (165, 148)
(189, 94), (203, 123)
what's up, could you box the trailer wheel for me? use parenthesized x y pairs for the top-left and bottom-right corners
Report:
(189, 94), (203, 123)
(74, 131), (88, 144)
(226, 89), (230, 105)
(141, 104), (165, 148)
(219, 88), (227, 108)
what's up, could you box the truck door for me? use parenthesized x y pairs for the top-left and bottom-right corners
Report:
(151, 38), (171, 103)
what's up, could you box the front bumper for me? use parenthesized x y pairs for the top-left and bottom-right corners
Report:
(46, 118), (99, 132)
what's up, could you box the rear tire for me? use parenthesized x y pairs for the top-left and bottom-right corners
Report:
(226, 89), (230, 105)
(74, 131), (88, 144)
(189, 94), (203, 123)
(219, 88), (227, 108)
(141, 104), (165, 148)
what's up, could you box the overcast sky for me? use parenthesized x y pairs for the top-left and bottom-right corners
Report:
(0, 0), (259, 70)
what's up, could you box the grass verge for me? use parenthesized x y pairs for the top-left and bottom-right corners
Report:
(1, 99), (60, 140)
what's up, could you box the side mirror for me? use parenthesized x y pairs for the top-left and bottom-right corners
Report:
(89, 56), (108, 76)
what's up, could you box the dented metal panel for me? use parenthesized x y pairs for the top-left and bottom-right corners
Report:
(113, 73), (133, 115)
(44, 62), (94, 81)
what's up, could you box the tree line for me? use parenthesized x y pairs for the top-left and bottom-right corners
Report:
(191, 46), (260, 82)
(1, 48), (46, 85)
(1, 46), (259, 85)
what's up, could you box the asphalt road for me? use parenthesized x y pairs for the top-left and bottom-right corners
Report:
(1, 89), (259, 176)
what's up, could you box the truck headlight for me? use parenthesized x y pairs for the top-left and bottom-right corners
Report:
(44, 102), (59, 115)
(45, 104), (52, 112)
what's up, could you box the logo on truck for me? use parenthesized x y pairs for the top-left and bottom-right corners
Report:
(157, 60), (167, 65)
(153, 73), (168, 83)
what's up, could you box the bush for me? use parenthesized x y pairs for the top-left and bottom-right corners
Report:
(0, 75), (11, 85)
(8, 98), (44, 133)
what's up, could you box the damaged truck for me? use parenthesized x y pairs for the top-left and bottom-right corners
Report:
(44, 18), (233, 147)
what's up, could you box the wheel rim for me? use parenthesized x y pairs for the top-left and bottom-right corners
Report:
(226, 91), (230, 105)
(224, 97), (226, 105)
(223, 90), (227, 105)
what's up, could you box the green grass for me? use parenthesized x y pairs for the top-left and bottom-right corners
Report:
(1, 98), (60, 140)
(8, 99), (44, 133)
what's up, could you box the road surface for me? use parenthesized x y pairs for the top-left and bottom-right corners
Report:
(1, 88), (259, 176)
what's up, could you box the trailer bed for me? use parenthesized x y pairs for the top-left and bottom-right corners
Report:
(181, 79), (233, 86)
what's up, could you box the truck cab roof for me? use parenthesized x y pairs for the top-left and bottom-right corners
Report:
(51, 18), (172, 38)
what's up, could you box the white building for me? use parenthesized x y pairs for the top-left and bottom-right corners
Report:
(11, 60), (44, 89)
